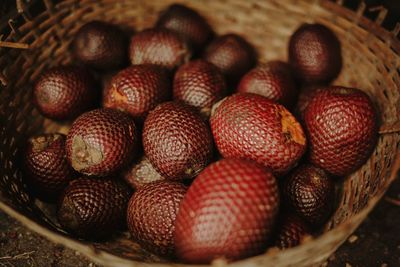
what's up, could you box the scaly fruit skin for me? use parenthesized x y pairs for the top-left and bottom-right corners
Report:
(34, 66), (98, 121)
(143, 102), (213, 180)
(103, 65), (171, 121)
(237, 61), (298, 108)
(275, 213), (312, 249)
(66, 108), (139, 176)
(175, 158), (279, 263)
(282, 164), (335, 226)
(72, 21), (128, 70)
(289, 23), (341, 84)
(203, 34), (256, 86)
(293, 85), (323, 121)
(304, 86), (378, 176)
(23, 133), (77, 202)
(210, 93), (306, 175)
(129, 28), (192, 70)
(123, 156), (165, 190)
(173, 59), (226, 116)
(57, 177), (131, 239)
(156, 4), (213, 52)
(127, 181), (187, 256)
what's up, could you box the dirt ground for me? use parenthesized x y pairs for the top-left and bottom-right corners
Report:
(0, 176), (399, 267)
(0, 216), (99, 267)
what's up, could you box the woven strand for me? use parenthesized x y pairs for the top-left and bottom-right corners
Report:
(0, 40), (29, 49)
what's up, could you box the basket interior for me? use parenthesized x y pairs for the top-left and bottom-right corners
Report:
(0, 0), (399, 266)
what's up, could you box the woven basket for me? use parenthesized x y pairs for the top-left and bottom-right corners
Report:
(0, 0), (399, 266)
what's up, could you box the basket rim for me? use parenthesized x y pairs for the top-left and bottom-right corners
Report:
(0, 0), (400, 266)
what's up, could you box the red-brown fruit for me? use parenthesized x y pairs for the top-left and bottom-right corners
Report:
(173, 59), (226, 116)
(34, 66), (98, 121)
(72, 21), (128, 70)
(289, 23), (342, 84)
(175, 158), (279, 263)
(123, 156), (165, 190)
(203, 34), (256, 86)
(275, 213), (312, 249)
(101, 70), (118, 103)
(304, 86), (378, 176)
(22, 133), (77, 202)
(127, 181), (187, 256)
(293, 85), (323, 121)
(210, 93), (306, 175)
(237, 61), (298, 108)
(143, 102), (213, 180)
(103, 65), (171, 121)
(156, 4), (213, 52)
(129, 28), (192, 70)
(282, 164), (335, 226)
(66, 108), (139, 176)
(57, 177), (131, 239)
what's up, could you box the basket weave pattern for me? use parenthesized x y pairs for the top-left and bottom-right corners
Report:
(0, 0), (399, 266)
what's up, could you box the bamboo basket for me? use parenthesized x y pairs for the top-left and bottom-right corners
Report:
(0, 0), (399, 266)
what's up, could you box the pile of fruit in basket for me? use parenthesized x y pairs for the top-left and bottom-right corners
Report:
(22, 3), (378, 263)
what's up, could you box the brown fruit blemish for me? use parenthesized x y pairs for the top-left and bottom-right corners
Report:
(31, 136), (50, 152)
(111, 86), (129, 103)
(279, 108), (306, 145)
(31, 134), (62, 152)
(71, 135), (103, 172)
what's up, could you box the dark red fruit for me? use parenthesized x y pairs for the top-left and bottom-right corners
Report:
(129, 28), (192, 70)
(289, 23), (342, 84)
(143, 102), (213, 180)
(66, 108), (139, 176)
(127, 181), (187, 256)
(156, 4), (213, 52)
(173, 59), (226, 116)
(203, 34), (256, 86)
(275, 213), (312, 249)
(101, 70), (118, 103)
(282, 164), (335, 226)
(57, 177), (131, 239)
(33, 66), (98, 121)
(103, 65), (171, 121)
(22, 133), (77, 202)
(237, 61), (297, 108)
(304, 86), (378, 176)
(72, 21), (128, 70)
(175, 158), (279, 263)
(293, 85), (323, 121)
(123, 156), (165, 190)
(210, 93), (306, 175)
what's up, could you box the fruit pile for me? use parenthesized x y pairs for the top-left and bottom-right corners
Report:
(22, 3), (378, 264)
